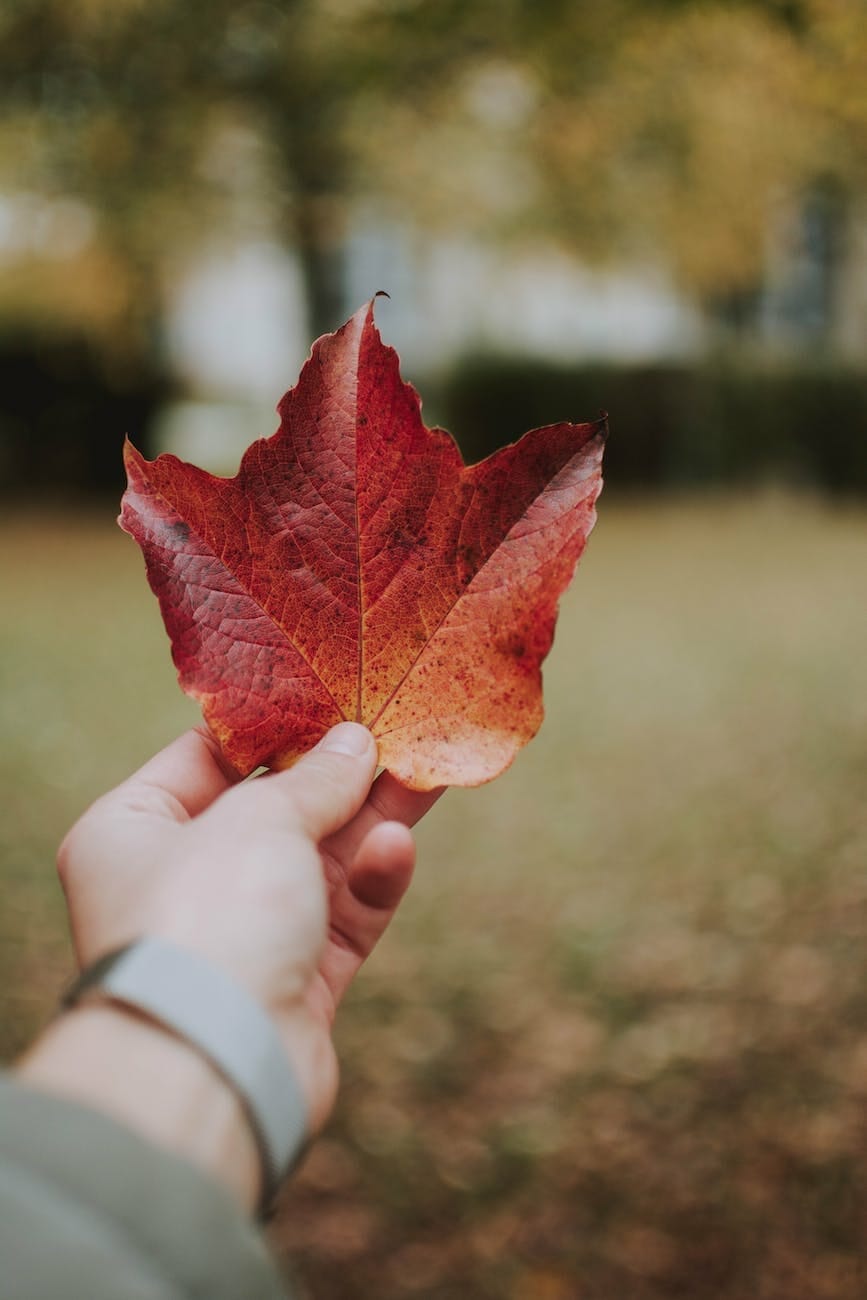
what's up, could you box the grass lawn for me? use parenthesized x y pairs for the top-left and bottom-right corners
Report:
(2, 492), (866, 1298)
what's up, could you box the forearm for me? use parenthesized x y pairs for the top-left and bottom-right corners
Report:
(17, 1003), (262, 1213)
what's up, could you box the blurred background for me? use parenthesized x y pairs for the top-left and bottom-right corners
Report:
(1, 1), (866, 1296)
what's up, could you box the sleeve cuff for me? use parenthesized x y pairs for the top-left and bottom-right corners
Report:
(0, 1073), (291, 1300)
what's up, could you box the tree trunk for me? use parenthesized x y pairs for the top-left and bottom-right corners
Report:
(293, 194), (348, 340)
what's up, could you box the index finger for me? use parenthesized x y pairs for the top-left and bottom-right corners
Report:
(114, 727), (240, 821)
(320, 770), (444, 889)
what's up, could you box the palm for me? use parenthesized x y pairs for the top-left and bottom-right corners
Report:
(63, 731), (441, 1014)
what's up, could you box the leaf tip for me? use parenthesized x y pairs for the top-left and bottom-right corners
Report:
(121, 434), (143, 469)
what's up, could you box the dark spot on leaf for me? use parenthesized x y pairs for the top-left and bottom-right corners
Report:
(497, 633), (528, 661)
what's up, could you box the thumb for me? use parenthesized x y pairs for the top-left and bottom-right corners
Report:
(236, 723), (378, 842)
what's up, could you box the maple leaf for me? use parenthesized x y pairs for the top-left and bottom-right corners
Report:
(120, 300), (606, 790)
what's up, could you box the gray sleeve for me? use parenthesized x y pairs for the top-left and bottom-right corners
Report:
(0, 1073), (292, 1300)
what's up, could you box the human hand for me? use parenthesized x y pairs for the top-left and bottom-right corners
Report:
(56, 722), (442, 1132)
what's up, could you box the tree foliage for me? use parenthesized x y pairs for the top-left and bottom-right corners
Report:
(1, 0), (866, 349)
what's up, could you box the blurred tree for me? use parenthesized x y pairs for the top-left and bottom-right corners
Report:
(0, 0), (504, 347)
(1, 0), (866, 356)
(349, 0), (867, 324)
(349, 0), (867, 356)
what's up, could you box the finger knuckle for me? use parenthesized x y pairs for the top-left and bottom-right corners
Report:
(290, 754), (355, 810)
(56, 819), (86, 889)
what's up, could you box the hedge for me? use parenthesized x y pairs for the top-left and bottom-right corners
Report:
(437, 356), (867, 495)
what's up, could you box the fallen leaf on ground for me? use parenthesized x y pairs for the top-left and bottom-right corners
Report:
(120, 300), (606, 789)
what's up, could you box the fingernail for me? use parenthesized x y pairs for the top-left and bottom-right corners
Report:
(318, 722), (372, 756)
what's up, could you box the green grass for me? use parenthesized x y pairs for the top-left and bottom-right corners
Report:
(2, 493), (866, 1298)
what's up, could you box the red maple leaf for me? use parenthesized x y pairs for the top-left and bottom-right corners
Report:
(120, 300), (606, 790)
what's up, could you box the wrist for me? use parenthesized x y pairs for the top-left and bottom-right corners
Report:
(60, 937), (312, 1211)
(18, 1002), (263, 1212)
